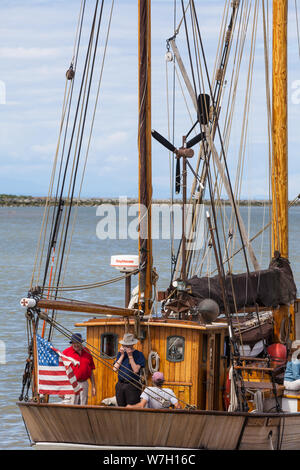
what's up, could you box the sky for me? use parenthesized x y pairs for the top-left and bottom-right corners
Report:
(0, 0), (300, 200)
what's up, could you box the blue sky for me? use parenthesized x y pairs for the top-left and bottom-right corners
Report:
(0, 0), (299, 199)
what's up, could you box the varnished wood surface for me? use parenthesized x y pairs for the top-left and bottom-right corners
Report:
(83, 321), (225, 409)
(38, 299), (138, 317)
(76, 318), (228, 331)
(18, 400), (300, 417)
(241, 381), (284, 391)
(138, 0), (153, 314)
(272, 0), (288, 258)
(16, 402), (247, 449)
(18, 402), (300, 450)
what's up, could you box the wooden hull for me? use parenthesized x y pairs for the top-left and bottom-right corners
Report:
(18, 402), (300, 450)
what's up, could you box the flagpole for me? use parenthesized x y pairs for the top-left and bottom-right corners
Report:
(31, 320), (39, 400)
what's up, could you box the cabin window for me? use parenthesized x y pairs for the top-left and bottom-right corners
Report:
(166, 336), (185, 362)
(100, 333), (118, 358)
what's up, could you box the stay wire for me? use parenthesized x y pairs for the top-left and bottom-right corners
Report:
(180, 0), (199, 116)
(32, 0), (86, 289)
(41, 316), (192, 408)
(60, 0), (115, 289)
(190, 5), (262, 361)
(41, 269), (139, 293)
(191, 0), (253, 287)
(41, 0), (87, 290)
(192, 2), (274, 395)
(191, 0), (251, 279)
(47, 0), (102, 340)
(171, 0), (239, 282)
(188, 2), (250, 410)
(53, 0), (105, 295)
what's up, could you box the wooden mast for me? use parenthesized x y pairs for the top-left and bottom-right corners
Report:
(271, 0), (292, 342)
(272, 0), (288, 259)
(138, 0), (153, 314)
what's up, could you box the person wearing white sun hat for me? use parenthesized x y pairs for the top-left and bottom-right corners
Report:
(113, 333), (145, 406)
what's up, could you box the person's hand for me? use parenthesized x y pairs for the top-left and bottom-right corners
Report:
(119, 346), (125, 355)
(92, 386), (96, 397)
(125, 346), (133, 357)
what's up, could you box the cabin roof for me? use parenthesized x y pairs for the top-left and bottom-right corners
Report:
(75, 317), (228, 331)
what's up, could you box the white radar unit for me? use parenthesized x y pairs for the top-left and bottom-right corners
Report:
(110, 255), (139, 273)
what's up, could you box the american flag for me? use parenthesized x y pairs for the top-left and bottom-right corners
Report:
(36, 335), (82, 396)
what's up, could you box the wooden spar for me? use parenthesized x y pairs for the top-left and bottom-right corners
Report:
(272, 0), (288, 259)
(206, 129), (260, 271)
(271, 1), (292, 343)
(138, 0), (153, 315)
(170, 23), (260, 273)
(169, 39), (198, 111)
(37, 299), (138, 317)
(181, 149), (187, 282)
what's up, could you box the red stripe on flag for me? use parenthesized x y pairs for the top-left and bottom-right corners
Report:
(38, 389), (75, 396)
(39, 370), (68, 376)
(37, 352), (82, 396)
(39, 379), (74, 386)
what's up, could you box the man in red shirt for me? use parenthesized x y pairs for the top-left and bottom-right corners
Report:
(62, 333), (96, 405)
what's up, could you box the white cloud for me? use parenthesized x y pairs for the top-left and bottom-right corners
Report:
(31, 143), (57, 156)
(0, 0), (300, 199)
(0, 47), (67, 60)
(105, 155), (128, 163)
(92, 131), (130, 153)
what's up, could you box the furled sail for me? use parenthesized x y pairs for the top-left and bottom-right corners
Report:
(186, 254), (297, 313)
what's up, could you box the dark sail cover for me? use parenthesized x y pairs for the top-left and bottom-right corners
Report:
(187, 256), (297, 311)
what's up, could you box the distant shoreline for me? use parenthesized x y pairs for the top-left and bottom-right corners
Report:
(1, 194), (297, 207)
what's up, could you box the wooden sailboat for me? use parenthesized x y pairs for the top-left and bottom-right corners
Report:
(18, 0), (300, 450)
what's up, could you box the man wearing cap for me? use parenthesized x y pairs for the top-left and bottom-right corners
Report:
(127, 371), (181, 409)
(284, 340), (300, 391)
(113, 333), (145, 406)
(62, 333), (96, 405)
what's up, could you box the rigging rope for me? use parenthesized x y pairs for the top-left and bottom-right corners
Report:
(41, 268), (138, 293)
(31, 0), (87, 290)
(46, 1), (104, 341)
(171, 0), (240, 282)
(37, 313), (193, 409)
(52, 0), (105, 297)
(59, 0), (115, 289)
(27, 0), (117, 343)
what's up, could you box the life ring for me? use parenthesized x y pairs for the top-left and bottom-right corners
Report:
(148, 350), (160, 374)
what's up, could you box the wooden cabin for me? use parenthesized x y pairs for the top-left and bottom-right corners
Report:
(76, 318), (228, 411)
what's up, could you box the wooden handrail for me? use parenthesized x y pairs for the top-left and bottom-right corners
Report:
(234, 365), (284, 373)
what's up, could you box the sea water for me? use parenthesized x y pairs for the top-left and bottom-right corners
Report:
(0, 205), (299, 449)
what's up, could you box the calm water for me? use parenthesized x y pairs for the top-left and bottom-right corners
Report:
(0, 205), (299, 449)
